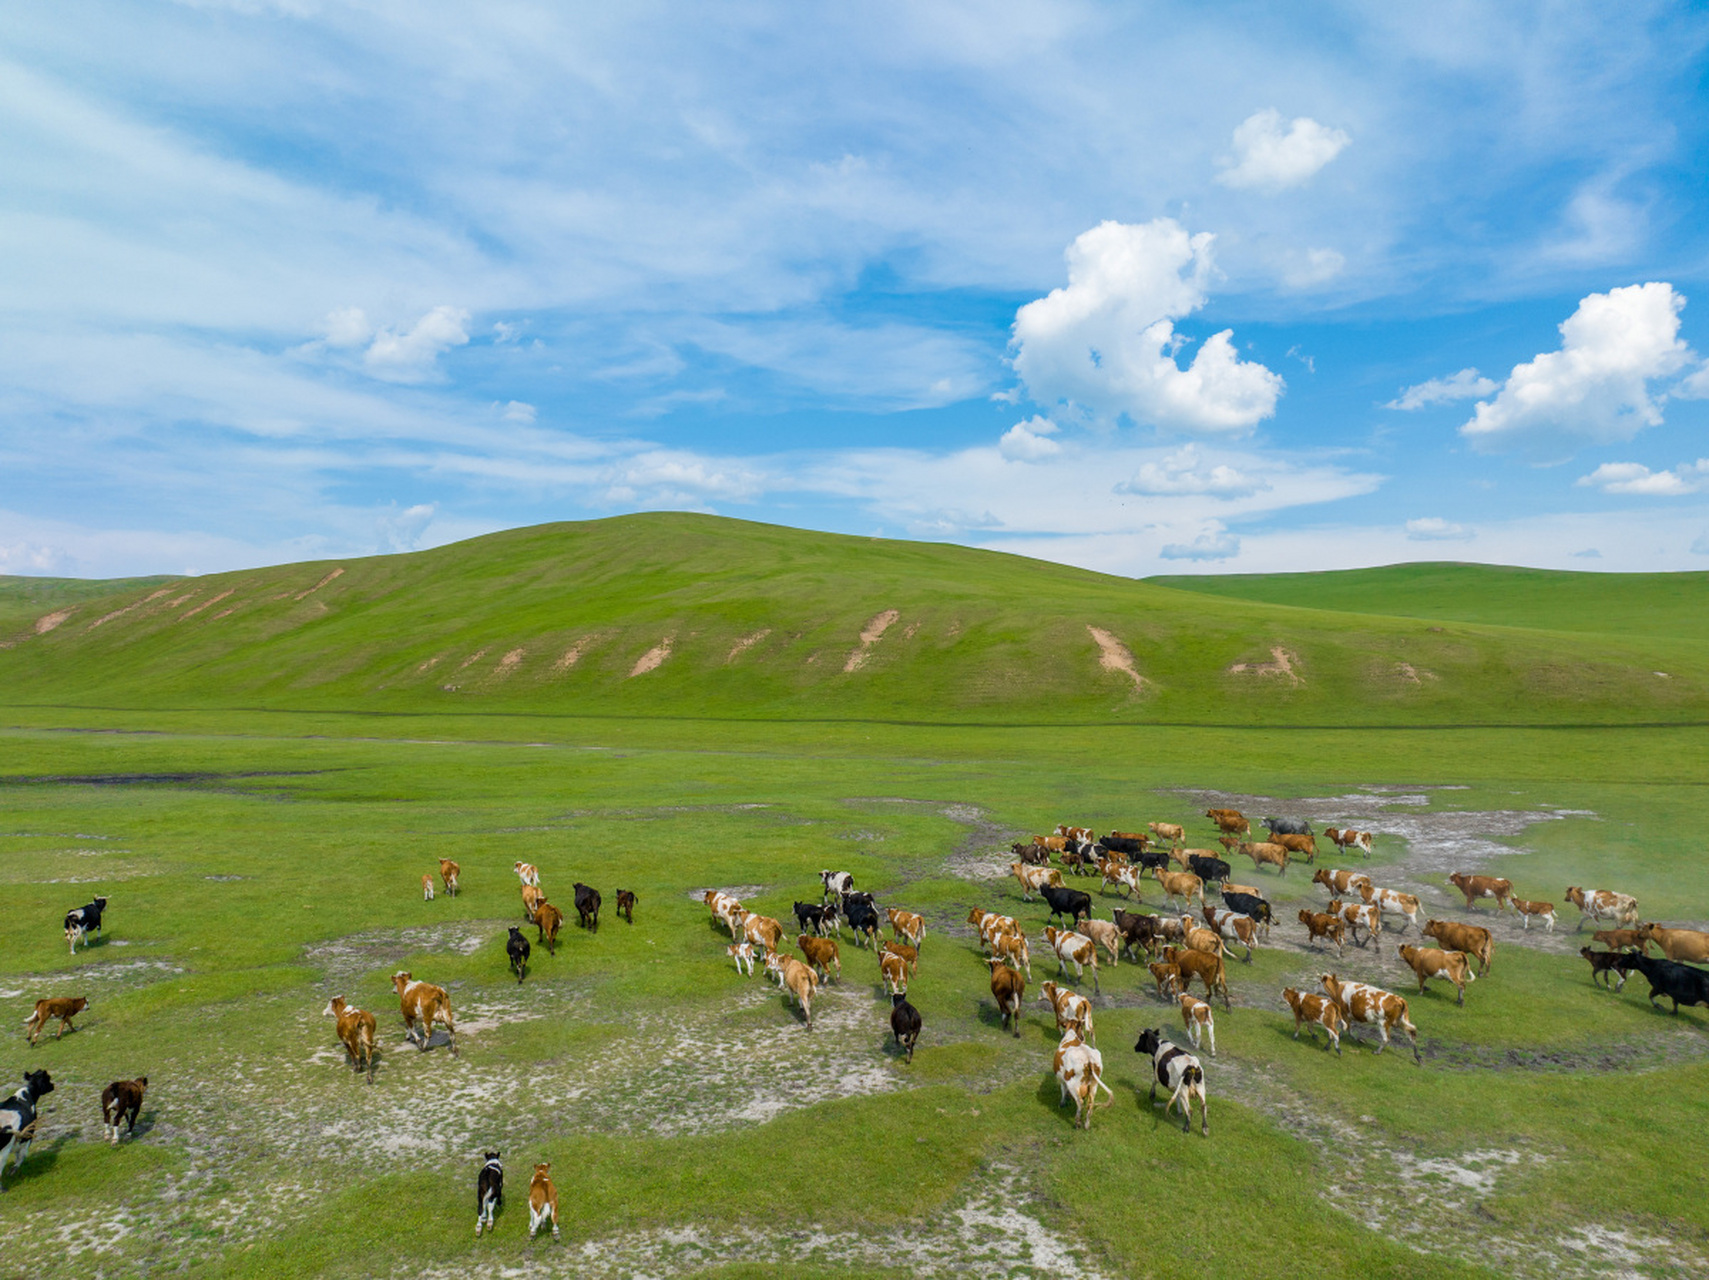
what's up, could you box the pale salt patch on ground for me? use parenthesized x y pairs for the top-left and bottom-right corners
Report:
(844, 608), (900, 672)
(630, 636), (674, 676)
(1086, 626), (1151, 691)
(1559, 1225), (1705, 1278)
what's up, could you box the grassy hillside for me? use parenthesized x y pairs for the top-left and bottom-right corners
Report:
(1152, 562), (1709, 640)
(0, 573), (178, 639)
(1, 515), (1704, 726)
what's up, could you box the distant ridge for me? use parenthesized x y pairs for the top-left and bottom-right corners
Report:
(1, 514), (1703, 726)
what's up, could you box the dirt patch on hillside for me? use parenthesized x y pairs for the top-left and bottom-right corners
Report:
(493, 648), (525, 679)
(1227, 646), (1303, 685)
(180, 588), (235, 620)
(1086, 626), (1151, 691)
(294, 567), (344, 600)
(34, 608), (72, 634)
(727, 628), (771, 661)
(553, 634), (604, 672)
(88, 587), (172, 629)
(844, 609), (900, 672)
(630, 636), (674, 677)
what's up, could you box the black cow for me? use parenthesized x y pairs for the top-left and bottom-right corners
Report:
(1580, 946), (1630, 990)
(1101, 834), (1148, 855)
(1187, 855), (1231, 886)
(64, 895), (109, 953)
(1134, 848), (1173, 873)
(1041, 884), (1092, 927)
(475, 1151), (503, 1237)
(0, 1069), (54, 1191)
(506, 927), (530, 983)
(1262, 817), (1313, 838)
(1060, 842), (1099, 876)
(793, 901), (831, 934)
(1221, 890), (1272, 928)
(889, 993), (922, 1064)
(615, 890), (636, 924)
(842, 893), (880, 947)
(573, 883), (601, 932)
(1620, 954), (1709, 1014)
(1112, 908), (1163, 959)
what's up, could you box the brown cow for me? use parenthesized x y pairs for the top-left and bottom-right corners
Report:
(1422, 919), (1493, 975)
(765, 951), (818, 1028)
(1273, 832), (1317, 862)
(616, 889), (637, 924)
(1313, 867), (1372, 898)
(1238, 841), (1289, 875)
(1397, 944), (1476, 1006)
(438, 859), (460, 897)
(1320, 973), (1419, 1063)
(323, 996), (377, 1081)
(1162, 945), (1230, 1009)
(24, 996), (88, 1046)
(1149, 960), (1181, 998)
(880, 939), (918, 975)
(879, 950), (909, 996)
(1155, 868), (1204, 907)
(521, 884), (546, 923)
(535, 901), (564, 955)
(1149, 822), (1185, 845)
(392, 972), (457, 1055)
(527, 1162), (560, 1239)
(887, 908), (926, 949)
(1448, 873), (1513, 913)
(1325, 898), (1382, 948)
(1511, 898), (1557, 932)
(1591, 927), (1646, 953)
(1282, 986), (1344, 1055)
(797, 933), (841, 982)
(100, 1077), (148, 1145)
(1206, 810), (1250, 837)
(1181, 917), (1226, 959)
(1639, 923), (1709, 964)
(742, 914), (785, 954)
(987, 957), (1026, 1036)
(1298, 908), (1346, 955)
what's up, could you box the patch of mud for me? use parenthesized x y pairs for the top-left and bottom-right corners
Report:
(1086, 626), (1151, 691)
(726, 628), (771, 661)
(1227, 646), (1303, 685)
(630, 636), (674, 677)
(844, 608), (900, 672)
(401, 1165), (1112, 1280)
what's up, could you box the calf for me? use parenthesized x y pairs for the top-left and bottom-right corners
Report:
(439, 859), (460, 897)
(1238, 841), (1289, 875)
(323, 996), (377, 1081)
(1038, 981), (1095, 1043)
(1580, 945), (1631, 990)
(1033, 834), (1071, 854)
(1221, 890), (1272, 938)
(1041, 926), (1100, 994)
(887, 907), (926, 949)
(0, 1069), (55, 1191)
(513, 861), (540, 888)
(1639, 923), (1709, 964)
(766, 952), (817, 1027)
(1298, 909), (1346, 956)
(1320, 973), (1419, 1063)
(1273, 832), (1317, 862)
(422, 874), (436, 902)
(1398, 944), (1475, 1005)
(521, 884), (546, 923)
(1620, 954), (1709, 1015)
(890, 993), (922, 1063)
(24, 996), (88, 1046)
(475, 1152), (503, 1238)
(616, 890), (636, 924)
(1313, 867), (1372, 899)
(1162, 946), (1230, 1009)
(1512, 898), (1557, 932)
(1324, 827), (1373, 857)
(987, 958), (1026, 1036)
(1282, 987), (1344, 1055)
(1053, 1026), (1111, 1129)
(797, 933), (841, 982)
(1187, 854), (1232, 886)
(1134, 1028), (1207, 1136)
(1422, 919), (1494, 975)
(1154, 868), (1204, 908)
(1104, 862), (1147, 899)
(1325, 898), (1382, 948)
(1201, 907), (1257, 963)
(1359, 885), (1422, 935)
(794, 901), (832, 935)
(1448, 872), (1513, 913)
(507, 927), (531, 983)
(1178, 992), (1216, 1056)
(1262, 816), (1312, 838)
(1041, 883), (1092, 927)
(527, 1162), (559, 1240)
(63, 896), (109, 954)
(1149, 959), (1182, 999)
(820, 870), (854, 901)
(1592, 927), (1646, 953)
(392, 971), (457, 1055)
(1148, 822), (1185, 845)
(101, 1077), (148, 1145)
(572, 882), (601, 931)
(1567, 886), (1640, 930)
(536, 901), (564, 956)
(727, 941), (760, 976)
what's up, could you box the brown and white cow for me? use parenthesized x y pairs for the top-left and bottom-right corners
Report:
(1178, 992), (1216, 1056)
(1397, 944), (1476, 1005)
(1201, 906), (1258, 962)
(1313, 867), (1372, 899)
(1638, 923), (1709, 963)
(1101, 860), (1146, 899)
(513, 861), (540, 888)
(986, 957), (1026, 1036)
(765, 951), (818, 1028)
(1238, 841), (1290, 875)
(1359, 885), (1422, 934)
(1282, 987), (1344, 1055)
(742, 914), (784, 954)
(1448, 873), (1513, 913)
(887, 908), (925, 950)
(421, 874), (436, 902)
(1298, 908), (1347, 956)
(439, 859), (460, 897)
(24, 997), (87, 1046)
(527, 1162), (559, 1239)
(879, 949), (909, 996)
(797, 934), (841, 982)
(1038, 980), (1095, 1043)
(1042, 926), (1100, 994)
(726, 941), (760, 976)
(1011, 862), (1063, 901)
(1325, 898), (1382, 948)
(703, 890), (745, 936)
(880, 939), (918, 975)
(1422, 919), (1494, 975)
(536, 901), (564, 955)
(1149, 822), (1186, 845)
(1320, 973), (1420, 1063)
(1324, 828), (1373, 857)
(323, 996), (377, 1081)
(1512, 898), (1557, 931)
(1033, 834), (1071, 853)
(991, 929), (1032, 979)
(521, 884), (546, 923)
(1567, 887), (1639, 930)
(1149, 959), (1182, 998)
(391, 972), (457, 1055)
(1053, 1025), (1112, 1129)
(1056, 824), (1095, 842)
(100, 1077), (148, 1145)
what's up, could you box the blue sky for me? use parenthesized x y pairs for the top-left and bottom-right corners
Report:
(4, 1), (1709, 578)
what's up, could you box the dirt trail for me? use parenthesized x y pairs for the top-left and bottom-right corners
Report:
(630, 636), (674, 676)
(844, 609), (900, 672)
(727, 628), (771, 661)
(293, 567), (344, 601)
(1086, 626), (1150, 691)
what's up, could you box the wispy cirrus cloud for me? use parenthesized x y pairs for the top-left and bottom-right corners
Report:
(1385, 368), (1498, 410)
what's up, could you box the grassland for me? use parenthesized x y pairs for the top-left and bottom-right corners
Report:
(1, 519), (1707, 1278)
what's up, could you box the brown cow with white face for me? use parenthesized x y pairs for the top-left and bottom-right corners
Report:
(323, 996), (377, 1081)
(438, 859), (460, 897)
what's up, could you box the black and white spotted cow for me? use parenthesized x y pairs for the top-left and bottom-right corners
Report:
(1134, 1028), (1208, 1136)
(64, 896), (109, 954)
(819, 870), (854, 903)
(475, 1151), (503, 1237)
(0, 1070), (55, 1191)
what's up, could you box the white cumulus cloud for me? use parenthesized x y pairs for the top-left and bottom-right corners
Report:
(997, 416), (1061, 461)
(1405, 517), (1474, 541)
(1114, 444), (1266, 497)
(1576, 459), (1709, 496)
(1675, 361), (1709, 400)
(502, 400), (537, 423)
(1010, 219), (1283, 433)
(1160, 521), (1240, 561)
(1216, 109), (1350, 192)
(1386, 368), (1498, 411)
(363, 305), (472, 382)
(1461, 283), (1695, 451)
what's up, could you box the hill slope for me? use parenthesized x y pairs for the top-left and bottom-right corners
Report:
(1, 514), (1704, 725)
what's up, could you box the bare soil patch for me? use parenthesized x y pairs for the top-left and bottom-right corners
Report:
(1086, 626), (1151, 691)
(726, 628), (771, 661)
(630, 636), (674, 677)
(844, 609), (900, 672)
(1227, 646), (1303, 684)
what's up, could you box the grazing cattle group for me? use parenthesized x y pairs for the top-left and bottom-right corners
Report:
(13, 793), (1704, 1237)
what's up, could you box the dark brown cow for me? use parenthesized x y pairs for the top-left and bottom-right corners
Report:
(616, 890), (637, 924)
(1422, 919), (1493, 975)
(100, 1077), (148, 1145)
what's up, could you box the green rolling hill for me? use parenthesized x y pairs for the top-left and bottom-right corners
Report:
(1, 513), (1703, 725)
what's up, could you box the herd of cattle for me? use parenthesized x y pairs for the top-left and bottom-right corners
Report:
(5, 808), (1708, 1220)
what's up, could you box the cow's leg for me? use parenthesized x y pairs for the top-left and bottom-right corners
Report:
(1373, 1021), (1388, 1054)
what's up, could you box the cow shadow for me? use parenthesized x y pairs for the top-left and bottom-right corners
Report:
(410, 1028), (456, 1052)
(1, 1132), (72, 1187)
(128, 1108), (161, 1141)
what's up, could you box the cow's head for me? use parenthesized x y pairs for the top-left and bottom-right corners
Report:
(1133, 1028), (1162, 1056)
(323, 996), (348, 1018)
(392, 971), (413, 995)
(22, 1069), (53, 1100)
